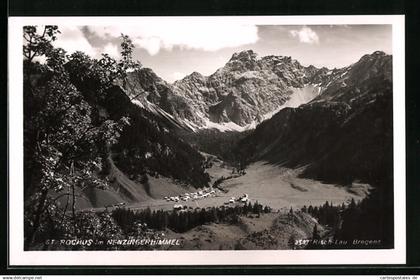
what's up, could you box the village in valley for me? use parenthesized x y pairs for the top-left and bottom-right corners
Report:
(170, 188), (249, 212)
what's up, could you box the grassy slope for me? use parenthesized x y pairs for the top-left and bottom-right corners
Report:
(165, 211), (325, 250)
(55, 156), (197, 210)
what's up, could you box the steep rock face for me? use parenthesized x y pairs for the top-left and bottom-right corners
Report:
(119, 68), (204, 126)
(314, 51), (392, 103)
(119, 50), (391, 133)
(173, 50), (330, 127)
(208, 92), (257, 125)
(235, 51), (393, 186)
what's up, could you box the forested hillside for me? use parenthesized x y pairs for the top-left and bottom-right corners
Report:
(23, 26), (209, 248)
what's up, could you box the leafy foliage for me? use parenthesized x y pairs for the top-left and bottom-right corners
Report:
(23, 25), (212, 250)
(23, 25), (60, 62)
(23, 25), (136, 249)
(118, 34), (142, 73)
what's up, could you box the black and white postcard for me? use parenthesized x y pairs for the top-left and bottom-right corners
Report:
(8, 15), (406, 265)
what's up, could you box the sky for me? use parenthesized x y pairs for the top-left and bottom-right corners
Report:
(52, 24), (392, 83)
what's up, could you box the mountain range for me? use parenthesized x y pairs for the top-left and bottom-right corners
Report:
(235, 50), (393, 185)
(58, 49), (393, 208)
(121, 50), (391, 133)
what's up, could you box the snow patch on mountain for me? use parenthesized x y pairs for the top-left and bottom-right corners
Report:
(125, 50), (390, 133)
(189, 84), (322, 132)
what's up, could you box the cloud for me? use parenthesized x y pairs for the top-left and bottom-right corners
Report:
(133, 37), (161, 56)
(289, 26), (319, 44)
(50, 26), (124, 60)
(102, 43), (121, 59)
(87, 22), (259, 56)
(53, 26), (99, 57)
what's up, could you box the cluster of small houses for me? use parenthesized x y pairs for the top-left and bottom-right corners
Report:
(171, 191), (250, 212)
(164, 187), (217, 203)
(225, 193), (249, 204)
(104, 202), (126, 210)
(104, 189), (250, 213)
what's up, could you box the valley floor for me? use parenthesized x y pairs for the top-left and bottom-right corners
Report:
(50, 158), (372, 251)
(216, 161), (369, 210)
(117, 160), (369, 213)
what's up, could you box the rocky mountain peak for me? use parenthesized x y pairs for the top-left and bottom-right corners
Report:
(357, 51), (389, 64)
(137, 67), (162, 80)
(371, 50), (387, 57)
(229, 49), (258, 62)
(123, 50), (391, 132)
(184, 71), (207, 82)
(351, 51), (392, 80)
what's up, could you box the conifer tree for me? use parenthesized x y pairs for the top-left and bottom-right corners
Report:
(312, 224), (321, 240)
